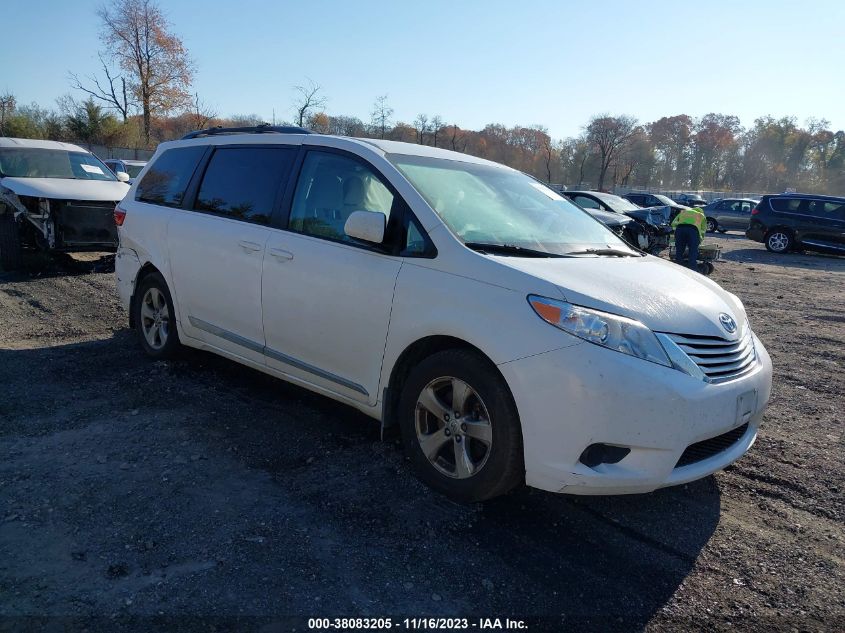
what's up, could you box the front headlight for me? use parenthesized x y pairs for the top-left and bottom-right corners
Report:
(528, 295), (672, 367)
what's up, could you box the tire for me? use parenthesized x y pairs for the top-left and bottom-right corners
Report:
(397, 349), (524, 502)
(765, 229), (792, 254)
(0, 214), (24, 271)
(133, 272), (181, 359)
(706, 218), (718, 233)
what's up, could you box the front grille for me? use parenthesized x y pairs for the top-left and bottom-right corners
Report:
(665, 328), (756, 383)
(676, 422), (749, 468)
(56, 200), (118, 246)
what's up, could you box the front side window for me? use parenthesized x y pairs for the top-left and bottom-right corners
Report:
(591, 193), (641, 213)
(0, 148), (117, 181)
(390, 154), (630, 256)
(289, 151), (394, 241)
(137, 146), (205, 207)
(194, 147), (296, 225)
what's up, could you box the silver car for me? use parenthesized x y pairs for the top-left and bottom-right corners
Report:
(703, 198), (760, 232)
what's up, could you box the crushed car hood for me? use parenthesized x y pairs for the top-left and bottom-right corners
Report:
(0, 177), (129, 202)
(496, 255), (747, 339)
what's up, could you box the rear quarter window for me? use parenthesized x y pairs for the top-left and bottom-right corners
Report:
(136, 146), (205, 207)
(809, 199), (845, 219)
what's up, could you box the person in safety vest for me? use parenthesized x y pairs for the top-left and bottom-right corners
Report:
(671, 206), (707, 270)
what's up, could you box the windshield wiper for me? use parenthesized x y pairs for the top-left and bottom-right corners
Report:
(464, 242), (567, 258)
(565, 248), (640, 257)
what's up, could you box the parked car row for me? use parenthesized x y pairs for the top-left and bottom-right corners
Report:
(6, 127), (844, 505)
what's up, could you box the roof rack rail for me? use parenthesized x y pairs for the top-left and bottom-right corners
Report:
(181, 124), (312, 140)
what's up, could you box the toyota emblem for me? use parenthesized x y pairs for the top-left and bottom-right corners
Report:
(719, 313), (737, 334)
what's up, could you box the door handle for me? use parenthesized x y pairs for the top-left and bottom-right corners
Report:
(269, 247), (294, 261)
(238, 240), (262, 252)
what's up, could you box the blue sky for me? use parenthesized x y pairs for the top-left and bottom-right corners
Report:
(4, 0), (844, 138)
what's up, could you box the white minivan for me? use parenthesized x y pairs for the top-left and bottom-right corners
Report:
(115, 126), (772, 502)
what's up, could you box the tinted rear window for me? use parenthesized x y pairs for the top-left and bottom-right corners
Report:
(193, 147), (297, 225)
(769, 198), (805, 213)
(136, 146), (205, 207)
(808, 199), (845, 217)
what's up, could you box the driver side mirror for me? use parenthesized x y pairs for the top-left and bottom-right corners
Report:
(344, 210), (386, 244)
(116, 171), (130, 183)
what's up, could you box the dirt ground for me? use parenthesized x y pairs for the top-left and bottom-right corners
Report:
(1, 235), (843, 632)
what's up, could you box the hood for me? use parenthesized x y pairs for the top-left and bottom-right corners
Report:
(585, 207), (629, 227)
(0, 177), (129, 202)
(627, 205), (671, 223)
(494, 255), (746, 339)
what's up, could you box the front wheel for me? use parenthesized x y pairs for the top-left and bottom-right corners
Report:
(133, 272), (181, 359)
(706, 218), (718, 233)
(765, 230), (792, 253)
(397, 349), (524, 502)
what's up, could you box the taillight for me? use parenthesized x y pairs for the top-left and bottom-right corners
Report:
(751, 207), (760, 215)
(114, 204), (127, 226)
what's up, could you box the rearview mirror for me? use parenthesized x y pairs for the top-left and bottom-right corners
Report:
(344, 210), (386, 244)
(116, 171), (130, 183)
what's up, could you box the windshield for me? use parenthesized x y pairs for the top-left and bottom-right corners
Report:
(590, 193), (642, 213)
(0, 148), (118, 181)
(389, 154), (632, 256)
(654, 194), (677, 206)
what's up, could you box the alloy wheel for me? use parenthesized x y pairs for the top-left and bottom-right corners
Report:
(140, 287), (170, 350)
(767, 232), (789, 252)
(706, 218), (717, 232)
(414, 376), (493, 479)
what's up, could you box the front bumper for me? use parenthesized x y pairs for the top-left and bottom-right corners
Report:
(498, 332), (773, 495)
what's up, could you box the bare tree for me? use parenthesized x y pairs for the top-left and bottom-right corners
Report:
(430, 115), (444, 147)
(413, 114), (430, 145)
(187, 93), (217, 131)
(96, 0), (194, 145)
(541, 136), (557, 183)
(586, 114), (637, 191)
(369, 95), (393, 139)
(69, 54), (131, 123)
(0, 92), (16, 136)
(293, 79), (327, 128)
(447, 124), (467, 152)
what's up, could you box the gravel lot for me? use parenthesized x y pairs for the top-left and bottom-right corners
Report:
(1, 235), (843, 632)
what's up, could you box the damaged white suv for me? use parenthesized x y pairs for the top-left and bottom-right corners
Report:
(0, 137), (130, 270)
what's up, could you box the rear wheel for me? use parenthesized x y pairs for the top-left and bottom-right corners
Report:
(765, 230), (792, 253)
(397, 349), (524, 502)
(0, 214), (23, 271)
(133, 272), (181, 359)
(706, 217), (718, 233)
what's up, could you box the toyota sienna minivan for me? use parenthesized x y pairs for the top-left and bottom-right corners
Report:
(115, 126), (773, 502)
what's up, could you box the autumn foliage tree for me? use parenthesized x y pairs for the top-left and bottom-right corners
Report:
(96, 0), (193, 146)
